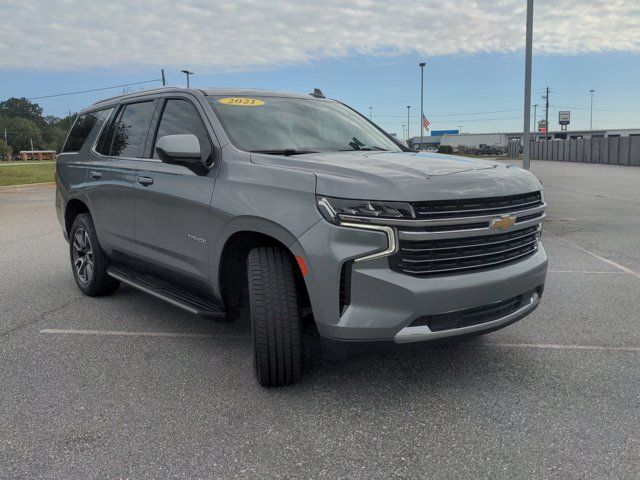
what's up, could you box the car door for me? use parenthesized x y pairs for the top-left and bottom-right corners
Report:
(86, 100), (157, 258)
(134, 97), (216, 287)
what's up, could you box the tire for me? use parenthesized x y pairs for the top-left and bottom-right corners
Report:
(69, 213), (120, 296)
(247, 246), (303, 387)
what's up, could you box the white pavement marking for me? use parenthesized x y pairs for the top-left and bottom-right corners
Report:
(40, 328), (249, 339)
(40, 330), (639, 353)
(545, 230), (640, 280)
(548, 270), (628, 274)
(489, 342), (640, 353)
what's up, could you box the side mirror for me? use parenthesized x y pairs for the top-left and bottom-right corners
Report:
(155, 134), (203, 166)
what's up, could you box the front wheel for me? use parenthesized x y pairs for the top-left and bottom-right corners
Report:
(247, 246), (303, 387)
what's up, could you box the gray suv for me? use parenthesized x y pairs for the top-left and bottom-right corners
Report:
(56, 87), (547, 387)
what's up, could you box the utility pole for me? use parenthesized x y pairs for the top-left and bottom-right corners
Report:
(406, 106), (411, 140)
(419, 62), (426, 148)
(458, 125), (463, 134)
(544, 86), (550, 141)
(181, 70), (194, 88)
(533, 104), (538, 141)
(161, 69), (166, 86)
(589, 89), (595, 130)
(522, 0), (534, 170)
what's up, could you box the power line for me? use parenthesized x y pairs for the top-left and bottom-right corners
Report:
(373, 108), (522, 119)
(375, 116), (522, 125)
(551, 105), (640, 112)
(28, 79), (162, 100)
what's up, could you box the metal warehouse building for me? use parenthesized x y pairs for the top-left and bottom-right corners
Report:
(408, 128), (640, 150)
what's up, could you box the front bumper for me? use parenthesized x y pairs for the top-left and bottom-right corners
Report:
(292, 220), (548, 342)
(393, 290), (540, 343)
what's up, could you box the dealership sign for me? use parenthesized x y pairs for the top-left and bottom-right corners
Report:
(538, 120), (547, 132)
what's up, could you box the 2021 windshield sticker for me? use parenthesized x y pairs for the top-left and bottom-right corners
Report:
(218, 97), (265, 107)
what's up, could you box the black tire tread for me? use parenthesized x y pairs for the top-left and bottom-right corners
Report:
(70, 213), (120, 297)
(247, 246), (303, 387)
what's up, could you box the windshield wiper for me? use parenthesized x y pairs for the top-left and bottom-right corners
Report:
(347, 137), (388, 151)
(250, 149), (318, 156)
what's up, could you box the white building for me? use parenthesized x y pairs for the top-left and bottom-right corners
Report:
(408, 128), (640, 150)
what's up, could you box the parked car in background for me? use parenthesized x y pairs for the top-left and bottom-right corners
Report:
(477, 144), (501, 155)
(56, 87), (547, 387)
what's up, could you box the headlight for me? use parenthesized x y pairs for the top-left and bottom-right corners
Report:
(316, 196), (414, 224)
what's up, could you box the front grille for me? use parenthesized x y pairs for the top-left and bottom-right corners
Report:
(390, 225), (541, 276)
(408, 288), (537, 331)
(412, 191), (542, 219)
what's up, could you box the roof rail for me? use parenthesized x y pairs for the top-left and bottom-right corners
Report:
(92, 86), (184, 105)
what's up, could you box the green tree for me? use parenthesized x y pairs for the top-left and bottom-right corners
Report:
(0, 97), (44, 125)
(0, 138), (12, 160)
(42, 125), (67, 151)
(2, 117), (44, 152)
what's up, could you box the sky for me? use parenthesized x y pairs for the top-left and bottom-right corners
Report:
(1, 0), (639, 136)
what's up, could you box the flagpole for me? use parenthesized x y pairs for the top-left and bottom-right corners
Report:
(419, 62), (425, 149)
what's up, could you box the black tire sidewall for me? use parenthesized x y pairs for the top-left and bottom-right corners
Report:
(69, 213), (118, 296)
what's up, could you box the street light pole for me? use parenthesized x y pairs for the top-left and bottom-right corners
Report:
(522, 0), (534, 170)
(458, 125), (463, 134)
(419, 62), (426, 148)
(369, 106), (372, 120)
(406, 106), (411, 140)
(181, 70), (194, 88)
(533, 104), (538, 141)
(589, 89), (595, 130)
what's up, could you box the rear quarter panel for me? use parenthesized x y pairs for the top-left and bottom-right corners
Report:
(55, 152), (90, 239)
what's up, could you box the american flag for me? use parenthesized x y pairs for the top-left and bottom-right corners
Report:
(422, 115), (431, 131)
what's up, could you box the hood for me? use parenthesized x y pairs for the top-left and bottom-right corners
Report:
(251, 151), (543, 201)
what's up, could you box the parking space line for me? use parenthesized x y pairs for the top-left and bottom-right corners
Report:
(489, 342), (640, 353)
(545, 231), (640, 280)
(548, 270), (628, 274)
(40, 328), (250, 339)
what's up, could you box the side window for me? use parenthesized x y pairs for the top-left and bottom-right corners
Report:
(62, 109), (110, 153)
(153, 99), (212, 163)
(95, 101), (155, 158)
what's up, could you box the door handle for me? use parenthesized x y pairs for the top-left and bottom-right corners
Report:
(137, 176), (154, 186)
(90, 171), (103, 179)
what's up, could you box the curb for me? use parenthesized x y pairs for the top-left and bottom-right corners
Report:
(0, 181), (55, 191)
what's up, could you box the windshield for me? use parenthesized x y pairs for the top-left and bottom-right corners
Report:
(207, 95), (401, 154)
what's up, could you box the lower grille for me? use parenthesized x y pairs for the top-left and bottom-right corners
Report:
(390, 226), (540, 276)
(409, 289), (537, 331)
(339, 261), (352, 315)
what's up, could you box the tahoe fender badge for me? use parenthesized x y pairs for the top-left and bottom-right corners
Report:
(187, 234), (207, 244)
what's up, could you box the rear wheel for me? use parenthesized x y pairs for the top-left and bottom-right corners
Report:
(69, 213), (120, 296)
(247, 246), (303, 387)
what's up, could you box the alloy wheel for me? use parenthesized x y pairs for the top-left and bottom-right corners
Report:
(72, 227), (94, 284)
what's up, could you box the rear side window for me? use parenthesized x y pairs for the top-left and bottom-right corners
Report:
(62, 109), (110, 153)
(152, 99), (212, 163)
(96, 101), (155, 158)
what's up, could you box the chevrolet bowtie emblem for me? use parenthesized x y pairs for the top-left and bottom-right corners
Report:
(490, 214), (516, 230)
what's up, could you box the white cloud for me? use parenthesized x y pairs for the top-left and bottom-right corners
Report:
(1, 0), (639, 71)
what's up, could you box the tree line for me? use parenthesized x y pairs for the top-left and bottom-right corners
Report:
(0, 97), (76, 159)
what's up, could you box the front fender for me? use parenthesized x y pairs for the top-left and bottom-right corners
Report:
(209, 215), (320, 300)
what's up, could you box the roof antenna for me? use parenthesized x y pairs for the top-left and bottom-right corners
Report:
(309, 88), (325, 99)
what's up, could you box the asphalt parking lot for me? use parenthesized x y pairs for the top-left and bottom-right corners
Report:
(1, 160), (640, 479)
